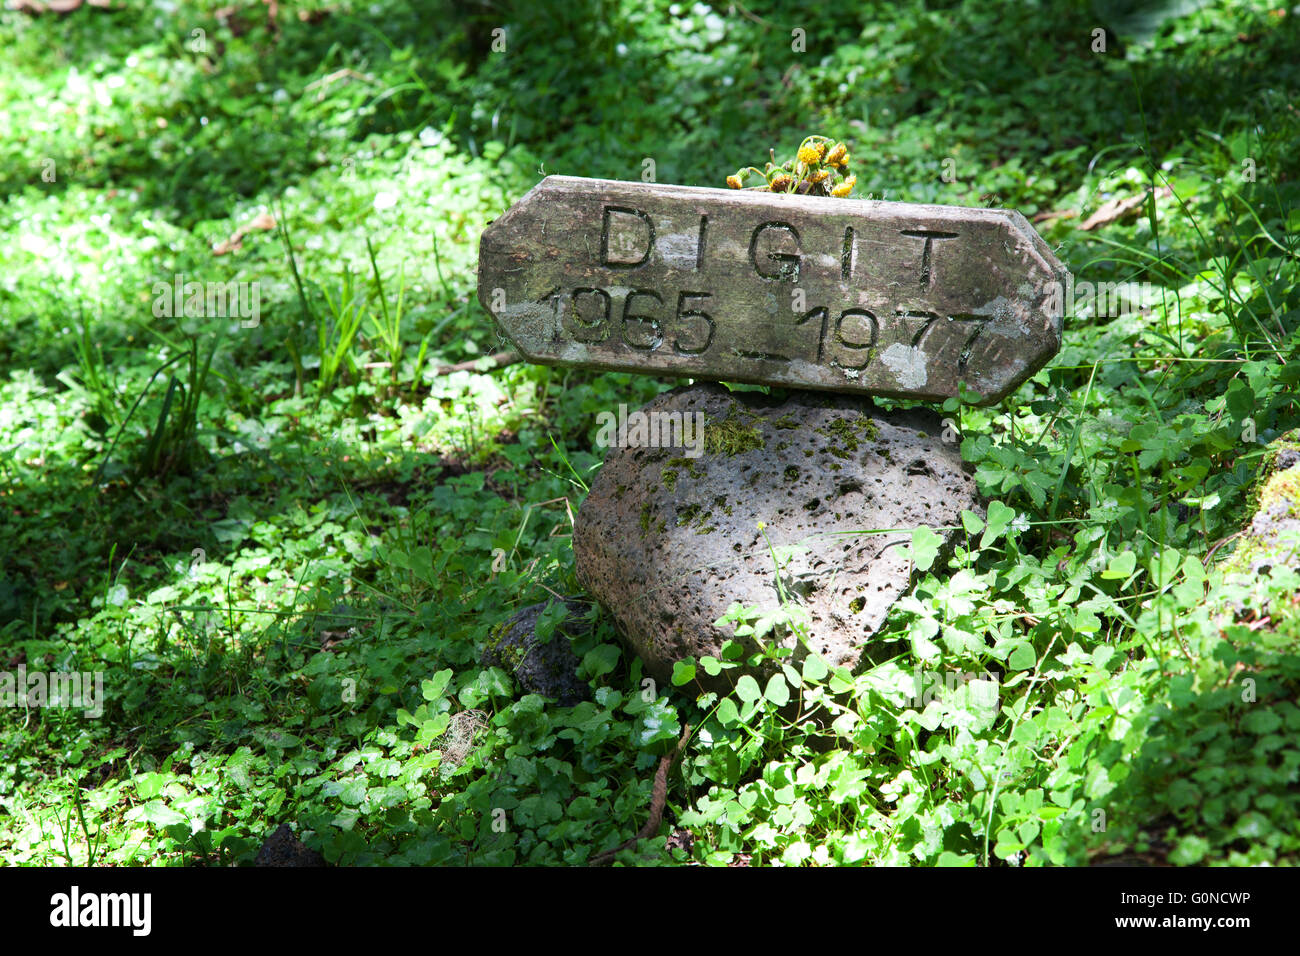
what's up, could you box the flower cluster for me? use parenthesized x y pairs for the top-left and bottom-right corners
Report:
(726, 135), (856, 198)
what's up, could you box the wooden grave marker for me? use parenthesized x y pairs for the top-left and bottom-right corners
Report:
(478, 176), (1067, 404)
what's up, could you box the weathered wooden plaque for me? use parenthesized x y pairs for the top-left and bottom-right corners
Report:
(478, 176), (1067, 404)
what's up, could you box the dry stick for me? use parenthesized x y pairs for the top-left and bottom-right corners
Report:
(591, 724), (693, 865)
(1204, 530), (1245, 566)
(433, 351), (520, 376)
(360, 351), (521, 377)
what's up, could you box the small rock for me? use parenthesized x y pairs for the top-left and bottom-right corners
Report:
(574, 383), (981, 693)
(481, 598), (594, 705)
(666, 828), (695, 856)
(254, 824), (326, 867)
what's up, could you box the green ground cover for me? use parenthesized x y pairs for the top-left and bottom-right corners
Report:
(1, 0), (1297, 865)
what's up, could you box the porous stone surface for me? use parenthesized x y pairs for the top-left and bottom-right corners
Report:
(574, 383), (981, 692)
(480, 598), (593, 706)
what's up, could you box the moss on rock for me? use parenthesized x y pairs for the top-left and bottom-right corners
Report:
(660, 455), (706, 492)
(1221, 430), (1300, 575)
(815, 415), (880, 460)
(703, 408), (765, 456)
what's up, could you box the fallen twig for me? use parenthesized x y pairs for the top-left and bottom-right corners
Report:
(431, 351), (520, 377)
(591, 723), (692, 865)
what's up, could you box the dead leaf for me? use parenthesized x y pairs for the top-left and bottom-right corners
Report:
(1078, 186), (1172, 231)
(1032, 208), (1078, 224)
(319, 628), (350, 651)
(305, 68), (376, 101)
(212, 211), (277, 255)
(297, 5), (334, 23)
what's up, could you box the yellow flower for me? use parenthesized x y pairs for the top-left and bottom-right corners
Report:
(757, 521), (766, 531)
(824, 143), (847, 166)
(809, 168), (831, 184)
(831, 175), (856, 197)
(769, 173), (793, 192)
(797, 143), (823, 165)
(726, 174), (743, 189)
